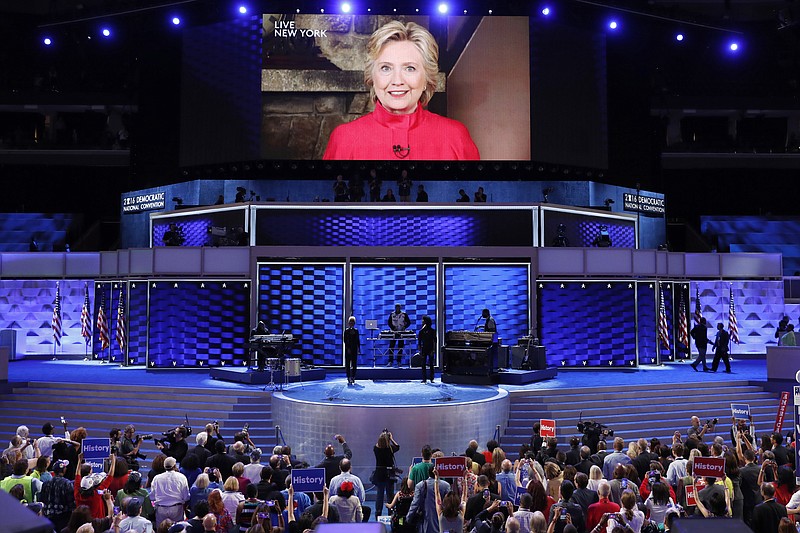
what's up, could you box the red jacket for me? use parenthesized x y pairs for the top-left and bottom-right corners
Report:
(323, 103), (480, 161)
(75, 471), (113, 519)
(587, 498), (621, 531)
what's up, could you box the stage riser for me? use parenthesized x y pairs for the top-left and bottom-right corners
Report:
(209, 367), (326, 385)
(272, 388), (511, 487)
(501, 383), (780, 449)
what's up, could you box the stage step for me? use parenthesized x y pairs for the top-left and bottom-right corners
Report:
(0, 382), (276, 476)
(501, 380), (781, 455)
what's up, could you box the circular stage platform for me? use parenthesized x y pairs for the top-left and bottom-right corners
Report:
(273, 379), (509, 480)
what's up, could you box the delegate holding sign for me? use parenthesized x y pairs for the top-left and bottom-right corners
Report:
(291, 468), (326, 492)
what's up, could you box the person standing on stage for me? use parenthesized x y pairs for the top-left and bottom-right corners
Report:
(418, 316), (436, 384)
(690, 317), (709, 372)
(478, 308), (496, 333)
(388, 304), (411, 367)
(710, 322), (731, 373)
(344, 316), (360, 386)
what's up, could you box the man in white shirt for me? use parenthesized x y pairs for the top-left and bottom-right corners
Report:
(150, 457), (189, 526)
(119, 497), (153, 533)
(243, 449), (264, 485)
(665, 443), (687, 490)
(514, 493), (535, 533)
(36, 423), (60, 459)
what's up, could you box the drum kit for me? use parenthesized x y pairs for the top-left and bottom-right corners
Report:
(263, 357), (303, 391)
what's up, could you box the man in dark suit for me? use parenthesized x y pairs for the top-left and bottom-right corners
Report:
(751, 483), (787, 533)
(575, 447), (595, 476)
(549, 480), (586, 533)
(565, 437), (582, 466)
(771, 433), (790, 466)
(740, 449), (763, 526)
(591, 440), (609, 468)
(205, 439), (237, 480)
(710, 322), (731, 373)
(632, 438), (658, 481)
(570, 473), (599, 515)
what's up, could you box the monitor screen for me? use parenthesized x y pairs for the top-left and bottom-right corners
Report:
(260, 14), (531, 161)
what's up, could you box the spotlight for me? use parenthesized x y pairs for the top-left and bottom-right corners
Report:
(438, 3), (448, 14)
(238, 5), (247, 14)
(541, 6), (551, 16)
(341, 2), (351, 12)
(729, 41), (739, 51)
(43, 37), (52, 46)
(608, 20), (618, 30)
(171, 17), (181, 26)
(101, 28), (111, 37)
(675, 33), (684, 41)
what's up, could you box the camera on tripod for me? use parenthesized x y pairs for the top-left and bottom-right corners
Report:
(577, 420), (614, 442)
(153, 415), (192, 448)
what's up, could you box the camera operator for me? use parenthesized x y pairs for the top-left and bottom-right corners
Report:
(119, 425), (146, 471)
(156, 426), (189, 464)
(688, 416), (716, 442)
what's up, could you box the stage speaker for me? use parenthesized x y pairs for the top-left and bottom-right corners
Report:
(671, 518), (752, 533)
(410, 352), (423, 367)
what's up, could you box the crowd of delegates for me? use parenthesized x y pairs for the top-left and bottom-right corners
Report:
(1, 416), (799, 533)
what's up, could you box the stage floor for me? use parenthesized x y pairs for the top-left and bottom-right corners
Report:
(1, 358), (769, 392)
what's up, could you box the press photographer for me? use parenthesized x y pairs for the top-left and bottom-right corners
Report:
(119, 424), (151, 471)
(155, 416), (192, 464)
(688, 416), (717, 442)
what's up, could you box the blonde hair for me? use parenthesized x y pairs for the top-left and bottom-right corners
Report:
(223, 476), (240, 492)
(194, 473), (209, 489)
(364, 21), (439, 107)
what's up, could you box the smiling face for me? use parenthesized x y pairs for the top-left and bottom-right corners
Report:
(372, 40), (427, 115)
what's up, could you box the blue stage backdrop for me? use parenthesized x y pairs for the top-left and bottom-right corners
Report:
(146, 280), (250, 368)
(127, 281), (148, 366)
(690, 280), (784, 355)
(257, 264), (344, 366)
(351, 265), (438, 366)
(444, 265), (529, 346)
(0, 279), (93, 355)
(92, 282), (127, 363)
(542, 209), (636, 248)
(637, 282), (657, 365)
(538, 280), (637, 367)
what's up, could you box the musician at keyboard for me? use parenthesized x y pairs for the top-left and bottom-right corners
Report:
(387, 303), (411, 366)
(476, 308), (497, 333)
(250, 321), (271, 370)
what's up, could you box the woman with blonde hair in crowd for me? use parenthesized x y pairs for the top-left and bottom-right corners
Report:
(587, 465), (604, 491)
(544, 462), (563, 500)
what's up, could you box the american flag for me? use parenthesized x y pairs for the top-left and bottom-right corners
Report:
(51, 282), (62, 347)
(97, 297), (110, 350)
(729, 286), (740, 344)
(693, 285), (702, 324)
(80, 283), (91, 344)
(677, 291), (689, 353)
(116, 286), (126, 353)
(658, 284), (671, 351)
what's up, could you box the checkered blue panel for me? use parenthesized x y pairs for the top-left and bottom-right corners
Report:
(444, 266), (529, 346)
(255, 210), (534, 246)
(352, 265), (438, 365)
(152, 219), (213, 247)
(637, 283), (658, 365)
(537, 281), (637, 368)
(577, 221), (636, 248)
(257, 264), (344, 366)
(147, 280), (250, 368)
(127, 281), (148, 366)
(0, 279), (93, 355)
(691, 280), (784, 355)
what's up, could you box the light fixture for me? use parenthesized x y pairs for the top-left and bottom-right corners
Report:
(171, 17), (181, 26)
(341, 2), (351, 13)
(541, 6), (551, 16)
(238, 5), (248, 14)
(608, 20), (618, 30)
(675, 33), (684, 41)
(43, 37), (52, 46)
(101, 28), (111, 37)
(437, 3), (448, 14)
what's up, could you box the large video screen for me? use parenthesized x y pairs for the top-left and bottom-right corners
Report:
(261, 14), (531, 161)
